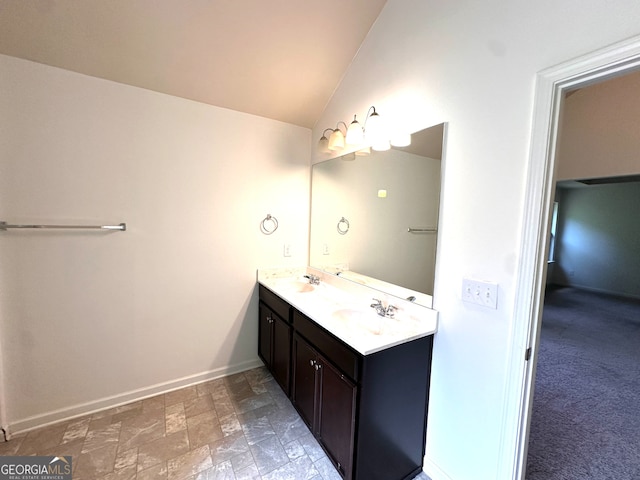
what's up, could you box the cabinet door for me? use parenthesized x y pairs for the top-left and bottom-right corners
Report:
(317, 358), (357, 479)
(258, 302), (273, 367)
(271, 314), (291, 395)
(292, 334), (318, 429)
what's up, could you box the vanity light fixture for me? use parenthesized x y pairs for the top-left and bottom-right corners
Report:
(317, 128), (333, 154)
(372, 139), (391, 151)
(346, 115), (364, 145)
(355, 146), (371, 156)
(362, 106), (390, 151)
(328, 122), (348, 151)
(363, 107), (383, 143)
(390, 132), (412, 148)
(346, 107), (392, 151)
(317, 105), (408, 154)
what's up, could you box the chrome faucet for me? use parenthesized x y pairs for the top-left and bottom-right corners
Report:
(370, 299), (386, 316)
(370, 298), (397, 318)
(303, 274), (320, 285)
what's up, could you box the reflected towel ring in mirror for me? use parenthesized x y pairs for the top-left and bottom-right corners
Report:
(337, 217), (350, 235)
(260, 214), (278, 235)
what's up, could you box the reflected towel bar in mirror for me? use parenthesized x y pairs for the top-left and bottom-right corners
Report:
(337, 217), (350, 235)
(260, 214), (278, 235)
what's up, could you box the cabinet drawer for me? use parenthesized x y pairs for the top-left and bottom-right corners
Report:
(293, 309), (360, 382)
(259, 284), (292, 323)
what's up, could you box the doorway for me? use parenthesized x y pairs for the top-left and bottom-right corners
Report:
(506, 35), (640, 480)
(526, 175), (640, 478)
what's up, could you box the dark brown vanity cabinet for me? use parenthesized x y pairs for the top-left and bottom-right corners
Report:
(258, 285), (292, 395)
(292, 333), (357, 478)
(258, 284), (434, 480)
(292, 309), (433, 480)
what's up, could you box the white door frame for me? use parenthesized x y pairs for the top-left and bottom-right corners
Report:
(498, 34), (640, 480)
(0, 333), (7, 439)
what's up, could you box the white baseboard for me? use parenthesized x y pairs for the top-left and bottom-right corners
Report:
(8, 358), (264, 435)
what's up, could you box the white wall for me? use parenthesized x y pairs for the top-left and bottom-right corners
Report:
(551, 183), (640, 298)
(0, 55), (310, 431)
(557, 69), (640, 180)
(313, 1), (640, 479)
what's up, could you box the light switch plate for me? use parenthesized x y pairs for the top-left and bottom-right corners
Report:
(462, 278), (498, 309)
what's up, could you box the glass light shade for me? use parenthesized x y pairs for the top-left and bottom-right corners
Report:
(345, 116), (364, 145)
(372, 139), (391, 151)
(390, 132), (411, 147)
(328, 129), (345, 151)
(364, 110), (386, 146)
(355, 146), (371, 156)
(317, 135), (330, 154)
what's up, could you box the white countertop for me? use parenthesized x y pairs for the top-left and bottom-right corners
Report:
(258, 268), (438, 355)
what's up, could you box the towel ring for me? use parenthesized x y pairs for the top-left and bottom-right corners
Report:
(337, 217), (350, 235)
(260, 214), (278, 235)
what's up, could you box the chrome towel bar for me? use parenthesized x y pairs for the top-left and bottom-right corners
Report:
(407, 227), (437, 233)
(0, 221), (126, 231)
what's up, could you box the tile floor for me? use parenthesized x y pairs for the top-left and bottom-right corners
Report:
(0, 366), (431, 480)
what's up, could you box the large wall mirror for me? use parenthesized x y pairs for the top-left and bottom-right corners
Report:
(310, 123), (445, 308)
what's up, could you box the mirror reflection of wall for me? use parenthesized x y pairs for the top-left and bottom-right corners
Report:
(310, 123), (444, 303)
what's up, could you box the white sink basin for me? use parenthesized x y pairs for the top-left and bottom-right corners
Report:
(331, 308), (389, 336)
(331, 307), (426, 338)
(274, 279), (316, 293)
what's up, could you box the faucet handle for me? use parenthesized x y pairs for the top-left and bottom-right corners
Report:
(370, 298), (382, 307)
(304, 274), (320, 285)
(386, 305), (398, 318)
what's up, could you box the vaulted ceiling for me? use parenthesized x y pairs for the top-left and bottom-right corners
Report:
(0, 0), (387, 128)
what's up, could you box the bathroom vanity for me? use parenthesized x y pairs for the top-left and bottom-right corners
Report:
(257, 269), (438, 480)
